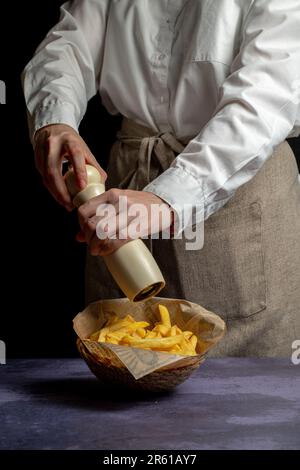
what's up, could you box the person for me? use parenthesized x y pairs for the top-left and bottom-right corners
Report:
(22, 0), (300, 356)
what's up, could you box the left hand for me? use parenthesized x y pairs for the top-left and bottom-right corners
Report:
(76, 188), (174, 256)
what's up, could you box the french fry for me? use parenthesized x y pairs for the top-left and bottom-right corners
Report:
(98, 327), (110, 342)
(122, 334), (183, 350)
(180, 336), (190, 352)
(158, 304), (171, 328)
(183, 331), (193, 340)
(126, 321), (150, 332)
(106, 331), (127, 341)
(106, 314), (119, 326)
(89, 304), (198, 356)
(190, 335), (198, 350)
(170, 325), (177, 337)
(106, 338), (118, 344)
(136, 328), (146, 338)
(145, 331), (157, 339)
(153, 324), (170, 336)
(167, 344), (182, 354)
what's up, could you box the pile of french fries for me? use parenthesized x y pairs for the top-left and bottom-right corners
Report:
(89, 304), (198, 356)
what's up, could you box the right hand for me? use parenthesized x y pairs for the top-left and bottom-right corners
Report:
(34, 124), (107, 211)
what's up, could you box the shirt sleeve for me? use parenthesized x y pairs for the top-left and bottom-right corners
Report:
(143, 0), (300, 235)
(21, 0), (109, 143)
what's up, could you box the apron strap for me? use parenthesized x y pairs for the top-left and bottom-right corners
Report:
(116, 118), (185, 187)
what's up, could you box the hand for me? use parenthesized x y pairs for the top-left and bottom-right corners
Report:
(76, 189), (174, 256)
(34, 124), (107, 211)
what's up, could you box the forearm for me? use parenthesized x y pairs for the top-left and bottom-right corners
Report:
(144, 0), (300, 233)
(21, 0), (109, 143)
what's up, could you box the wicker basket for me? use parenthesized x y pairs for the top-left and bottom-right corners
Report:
(74, 297), (225, 392)
(77, 338), (205, 392)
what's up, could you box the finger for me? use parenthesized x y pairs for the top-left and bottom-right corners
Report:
(78, 188), (121, 218)
(34, 131), (48, 175)
(99, 210), (136, 239)
(126, 214), (150, 239)
(43, 143), (73, 210)
(89, 235), (127, 257)
(46, 166), (73, 209)
(88, 234), (108, 256)
(64, 142), (87, 190)
(77, 195), (113, 229)
(92, 212), (137, 253)
(86, 153), (108, 183)
(80, 214), (101, 245)
(79, 208), (123, 243)
(75, 230), (86, 243)
(43, 173), (73, 211)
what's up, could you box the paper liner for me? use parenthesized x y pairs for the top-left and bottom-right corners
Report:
(73, 297), (225, 380)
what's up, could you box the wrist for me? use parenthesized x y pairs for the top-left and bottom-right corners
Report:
(33, 123), (78, 146)
(145, 191), (175, 235)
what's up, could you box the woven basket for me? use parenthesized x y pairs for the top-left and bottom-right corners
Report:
(77, 338), (205, 392)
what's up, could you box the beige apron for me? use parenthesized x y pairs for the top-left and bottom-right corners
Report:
(86, 117), (300, 357)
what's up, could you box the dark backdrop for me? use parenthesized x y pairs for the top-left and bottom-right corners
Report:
(0, 1), (299, 357)
(1, 1), (121, 357)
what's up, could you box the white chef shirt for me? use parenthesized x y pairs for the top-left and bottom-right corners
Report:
(22, 0), (300, 233)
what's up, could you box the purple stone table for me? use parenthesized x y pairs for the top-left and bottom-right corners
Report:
(0, 358), (299, 450)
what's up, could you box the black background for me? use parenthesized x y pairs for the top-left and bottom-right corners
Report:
(0, 1), (121, 357)
(0, 1), (299, 358)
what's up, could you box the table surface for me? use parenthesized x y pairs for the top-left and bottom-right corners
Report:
(0, 358), (299, 450)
